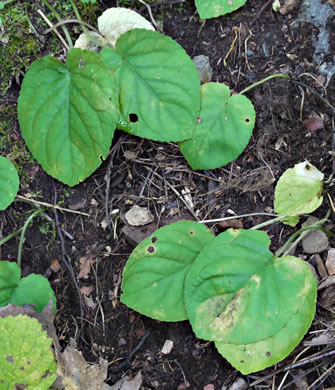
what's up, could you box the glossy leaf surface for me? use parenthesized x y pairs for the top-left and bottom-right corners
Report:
(0, 156), (19, 210)
(18, 48), (119, 186)
(101, 29), (200, 142)
(121, 221), (214, 321)
(179, 83), (255, 170)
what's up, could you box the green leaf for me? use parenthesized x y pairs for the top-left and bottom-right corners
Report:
(0, 261), (21, 306)
(0, 2), (4, 10)
(195, 0), (247, 19)
(274, 161), (324, 218)
(179, 83), (255, 170)
(0, 314), (57, 389)
(100, 29), (200, 142)
(0, 156), (19, 210)
(18, 48), (119, 186)
(9, 274), (57, 313)
(184, 230), (316, 374)
(121, 221), (214, 321)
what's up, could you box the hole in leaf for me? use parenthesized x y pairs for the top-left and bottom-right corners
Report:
(147, 245), (155, 253)
(266, 351), (271, 357)
(157, 74), (161, 79)
(129, 113), (138, 123)
(189, 231), (194, 236)
(245, 118), (250, 123)
(151, 236), (158, 243)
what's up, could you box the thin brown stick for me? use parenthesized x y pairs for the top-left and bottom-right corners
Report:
(43, 18), (102, 36)
(37, 9), (69, 50)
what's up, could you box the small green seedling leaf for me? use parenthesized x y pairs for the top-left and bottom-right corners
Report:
(274, 161), (324, 220)
(101, 29), (200, 142)
(0, 261), (56, 313)
(18, 48), (119, 186)
(0, 314), (57, 389)
(195, 0), (247, 19)
(121, 221), (214, 321)
(0, 261), (21, 306)
(184, 230), (316, 374)
(9, 273), (57, 313)
(179, 83), (255, 170)
(0, 156), (19, 210)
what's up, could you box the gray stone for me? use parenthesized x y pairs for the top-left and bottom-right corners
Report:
(302, 216), (329, 254)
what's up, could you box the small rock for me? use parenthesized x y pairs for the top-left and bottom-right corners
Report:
(302, 216), (329, 254)
(192, 55), (212, 83)
(161, 339), (174, 354)
(204, 385), (215, 390)
(125, 205), (154, 226)
(326, 248), (335, 275)
(227, 378), (248, 390)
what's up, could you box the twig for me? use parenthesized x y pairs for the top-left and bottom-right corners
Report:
(137, 0), (158, 28)
(115, 329), (151, 371)
(250, 0), (272, 27)
(43, 19), (102, 36)
(37, 9), (70, 50)
(53, 183), (85, 327)
(16, 195), (91, 217)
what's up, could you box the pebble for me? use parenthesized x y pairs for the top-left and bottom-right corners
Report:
(125, 205), (154, 226)
(302, 216), (329, 254)
(326, 248), (335, 275)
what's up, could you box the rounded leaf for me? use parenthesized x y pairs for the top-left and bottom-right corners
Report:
(101, 29), (200, 142)
(9, 274), (57, 313)
(0, 261), (21, 306)
(121, 220), (214, 321)
(274, 161), (324, 217)
(98, 7), (154, 47)
(185, 229), (274, 342)
(0, 156), (19, 210)
(179, 83), (255, 170)
(18, 48), (119, 186)
(195, 0), (247, 19)
(215, 256), (316, 374)
(0, 314), (57, 389)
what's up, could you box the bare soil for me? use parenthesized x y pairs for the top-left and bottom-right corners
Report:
(1, 0), (335, 389)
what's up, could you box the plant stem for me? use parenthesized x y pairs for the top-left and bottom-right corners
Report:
(0, 227), (23, 246)
(200, 212), (277, 224)
(40, 0), (73, 49)
(276, 210), (331, 257)
(251, 215), (289, 230)
(17, 209), (45, 268)
(238, 74), (290, 95)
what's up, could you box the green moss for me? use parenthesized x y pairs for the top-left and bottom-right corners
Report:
(0, 3), (41, 94)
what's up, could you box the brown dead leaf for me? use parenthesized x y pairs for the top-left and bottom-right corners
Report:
(56, 338), (108, 390)
(303, 114), (324, 132)
(279, 0), (300, 14)
(218, 219), (244, 229)
(80, 285), (94, 296)
(78, 244), (97, 279)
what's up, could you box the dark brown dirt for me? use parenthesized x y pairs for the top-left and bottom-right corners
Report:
(1, 0), (335, 389)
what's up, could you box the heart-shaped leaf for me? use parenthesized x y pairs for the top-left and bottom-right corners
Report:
(274, 161), (324, 217)
(121, 220), (214, 321)
(0, 260), (20, 306)
(184, 229), (316, 373)
(0, 156), (19, 210)
(18, 48), (119, 186)
(0, 314), (57, 389)
(195, 0), (247, 19)
(179, 83), (255, 170)
(100, 29), (200, 142)
(0, 261), (56, 313)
